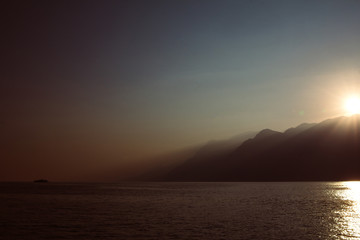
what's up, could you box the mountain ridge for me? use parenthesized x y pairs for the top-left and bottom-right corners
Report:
(162, 115), (360, 181)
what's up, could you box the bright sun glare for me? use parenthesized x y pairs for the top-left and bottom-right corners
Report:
(344, 95), (360, 115)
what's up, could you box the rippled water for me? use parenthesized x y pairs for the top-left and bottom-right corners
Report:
(1, 182), (360, 240)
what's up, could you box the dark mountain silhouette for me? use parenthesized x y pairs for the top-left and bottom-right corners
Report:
(164, 115), (360, 181)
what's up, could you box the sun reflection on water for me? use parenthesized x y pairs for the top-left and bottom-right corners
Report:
(337, 181), (360, 239)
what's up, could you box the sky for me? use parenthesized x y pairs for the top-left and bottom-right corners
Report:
(2, 0), (360, 181)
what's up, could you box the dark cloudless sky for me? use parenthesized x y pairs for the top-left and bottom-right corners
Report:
(2, 0), (360, 181)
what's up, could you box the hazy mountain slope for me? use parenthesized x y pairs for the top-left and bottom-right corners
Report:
(165, 115), (360, 181)
(138, 131), (257, 180)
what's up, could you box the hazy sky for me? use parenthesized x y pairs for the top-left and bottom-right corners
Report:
(2, 0), (360, 181)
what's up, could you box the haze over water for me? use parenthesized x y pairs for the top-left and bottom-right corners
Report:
(1, 182), (360, 240)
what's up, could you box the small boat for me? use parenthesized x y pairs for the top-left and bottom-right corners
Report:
(33, 179), (48, 183)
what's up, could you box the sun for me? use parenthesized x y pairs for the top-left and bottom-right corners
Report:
(344, 95), (360, 115)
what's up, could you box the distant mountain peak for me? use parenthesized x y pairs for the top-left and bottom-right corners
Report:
(255, 129), (280, 139)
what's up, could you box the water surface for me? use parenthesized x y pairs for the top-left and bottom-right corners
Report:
(1, 182), (360, 239)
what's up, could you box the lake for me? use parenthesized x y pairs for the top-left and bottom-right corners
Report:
(1, 182), (360, 239)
